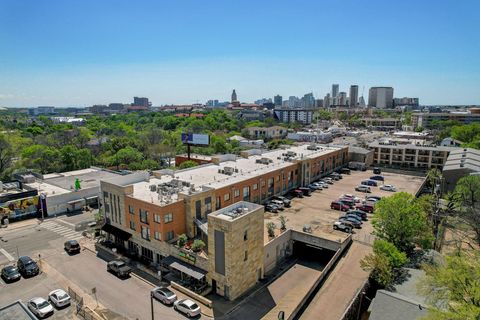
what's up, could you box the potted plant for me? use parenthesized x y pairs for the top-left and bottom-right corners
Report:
(280, 216), (287, 231)
(266, 222), (276, 238)
(177, 234), (188, 248)
(191, 239), (206, 253)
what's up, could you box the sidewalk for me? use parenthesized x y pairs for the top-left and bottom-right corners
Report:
(1, 218), (41, 232)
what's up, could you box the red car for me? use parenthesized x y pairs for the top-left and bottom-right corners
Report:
(356, 203), (375, 213)
(331, 201), (350, 211)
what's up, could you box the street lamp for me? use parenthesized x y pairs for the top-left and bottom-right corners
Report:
(150, 293), (154, 320)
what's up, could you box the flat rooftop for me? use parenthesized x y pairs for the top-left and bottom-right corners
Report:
(0, 301), (36, 320)
(209, 201), (262, 221)
(25, 168), (123, 196)
(369, 141), (457, 152)
(130, 145), (345, 206)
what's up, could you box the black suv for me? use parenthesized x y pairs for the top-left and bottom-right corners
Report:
(17, 256), (39, 277)
(64, 240), (81, 254)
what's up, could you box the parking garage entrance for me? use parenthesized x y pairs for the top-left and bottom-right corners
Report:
(292, 241), (336, 269)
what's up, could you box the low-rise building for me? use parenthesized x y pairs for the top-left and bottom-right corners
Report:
(99, 144), (349, 300)
(348, 146), (374, 167)
(412, 110), (480, 129)
(442, 148), (480, 191)
(287, 131), (333, 143)
(246, 126), (287, 140)
(362, 118), (401, 130)
(274, 108), (314, 124)
(369, 141), (457, 170)
(0, 180), (40, 223)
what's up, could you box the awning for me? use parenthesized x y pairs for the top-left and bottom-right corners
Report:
(161, 256), (207, 280)
(194, 218), (208, 234)
(102, 223), (132, 241)
(85, 196), (98, 201)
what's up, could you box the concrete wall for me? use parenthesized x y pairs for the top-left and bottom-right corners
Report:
(45, 187), (97, 216)
(263, 229), (293, 274)
(291, 230), (345, 251)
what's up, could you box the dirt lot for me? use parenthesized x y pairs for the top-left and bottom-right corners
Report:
(264, 170), (426, 244)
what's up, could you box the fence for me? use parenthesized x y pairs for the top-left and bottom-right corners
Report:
(68, 286), (103, 320)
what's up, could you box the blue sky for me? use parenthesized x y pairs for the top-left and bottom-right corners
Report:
(1, 0), (479, 107)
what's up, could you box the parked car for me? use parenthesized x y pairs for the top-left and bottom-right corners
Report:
(107, 260), (132, 278)
(265, 204), (279, 213)
(270, 200), (284, 210)
(308, 183), (322, 190)
(329, 174), (340, 181)
(291, 189), (304, 198)
(311, 182), (324, 189)
(331, 172), (343, 179)
(272, 195), (291, 207)
(1, 265), (21, 282)
(366, 195), (382, 201)
(28, 297), (54, 318)
(299, 187), (312, 196)
(361, 180), (378, 187)
(316, 181), (328, 188)
(373, 167), (381, 174)
(341, 194), (361, 203)
(338, 198), (355, 208)
(17, 256), (39, 277)
(338, 216), (362, 228)
(356, 203), (375, 213)
(174, 299), (201, 318)
(330, 201), (350, 211)
(322, 178), (334, 184)
(348, 209), (368, 221)
(370, 175), (385, 181)
(355, 185), (371, 193)
(48, 289), (71, 308)
(333, 221), (353, 233)
(340, 214), (363, 224)
(340, 168), (351, 175)
(380, 184), (396, 192)
(64, 240), (81, 254)
(151, 286), (177, 305)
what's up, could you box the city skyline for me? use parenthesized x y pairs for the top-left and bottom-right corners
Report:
(1, 0), (479, 107)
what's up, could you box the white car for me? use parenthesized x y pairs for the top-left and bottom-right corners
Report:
(151, 286), (177, 305)
(174, 299), (201, 318)
(355, 185), (371, 193)
(48, 289), (71, 308)
(380, 184), (397, 192)
(341, 194), (361, 203)
(28, 297), (54, 318)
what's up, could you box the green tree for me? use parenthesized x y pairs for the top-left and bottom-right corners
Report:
(177, 234), (188, 248)
(316, 110), (333, 121)
(452, 175), (480, 245)
(178, 160), (198, 170)
(360, 240), (407, 287)
(279, 215), (287, 231)
(0, 134), (13, 179)
(426, 168), (442, 190)
(191, 239), (205, 252)
(110, 146), (143, 169)
(372, 192), (434, 254)
(418, 250), (480, 320)
(21, 145), (60, 173)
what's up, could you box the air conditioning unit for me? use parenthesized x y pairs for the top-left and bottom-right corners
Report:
(149, 185), (157, 192)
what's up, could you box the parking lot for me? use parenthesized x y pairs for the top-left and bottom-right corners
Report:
(264, 169), (426, 244)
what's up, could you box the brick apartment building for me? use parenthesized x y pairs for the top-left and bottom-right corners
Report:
(99, 144), (348, 300)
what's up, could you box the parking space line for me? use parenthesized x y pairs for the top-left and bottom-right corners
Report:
(0, 248), (15, 261)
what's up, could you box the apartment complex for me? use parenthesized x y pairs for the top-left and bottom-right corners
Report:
(246, 126), (287, 139)
(99, 144), (348, 300)
(369, 141), (457, 170)
(411, 111), (480, 129)
(273, 108), (314, 124)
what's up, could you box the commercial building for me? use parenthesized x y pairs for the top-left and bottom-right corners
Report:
(368, 87), (394, 108)
(411, 111), (480, 129)
(17, 168), (126, 216)
(287, 131), (333, 143)
(99, 144), (349, 300)
(28, 106), (55, 116)
(369, 141), (457, 170)
(274, 108), (314, 124)
(274, 95), (282, 106)
(246, 126), (287, 140)
(231, 90), (237, 102)
(348, 146), (374, 167)
(133, 97), (151, 108)
(0, 181), (41, 223)
(337, 92), (347, 106)
(362, 118), (401, 130)
(349, 85), (358, 107)
(393, 97), (419, 107)
(332, 84), (339, 98)
(442, 148), (480, 191)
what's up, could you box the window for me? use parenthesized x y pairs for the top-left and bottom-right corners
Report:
(205, 197), (212, 214)
(234, 189), (240, 198)
(164, 213), (173, 223)
(128, 205), (134, 214)
(253, 183), (258, 190)
(129, 221), (136, 231)
(141, 226), (150, 240)
(244, 230), (248, 241)
(244, 250), (248, 261)
(103, 191), (108, 198)
(261, 180), (266, 187)
(224, 193), (230, 201)
(140, 209), (149, 224)
(243, 186), (250, 201)
(105, 203), (110, 213)
(154, 214), (161, 223)
(154, 231), (161, 240)
(166, 231), (174, 241)
(276, 175), (280, 182)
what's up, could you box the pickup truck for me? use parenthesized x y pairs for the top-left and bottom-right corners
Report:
(107, 260), (132, 278)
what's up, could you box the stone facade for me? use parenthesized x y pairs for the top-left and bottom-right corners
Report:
(207, 202), (264, 300)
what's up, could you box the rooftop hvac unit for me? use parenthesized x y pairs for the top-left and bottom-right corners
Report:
(234, 168), (239, 173)
(149, 185), (157, 192)
(224, 167), (235, 175)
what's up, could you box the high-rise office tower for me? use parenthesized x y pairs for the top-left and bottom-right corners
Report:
(133, 97), (150, 107)
(231, 89), (237, 102)
(349, 85), (359, 107)
(324, 93), (331, 108)
(338, 92), (347, 106)
(368, 87), (394, 108)
(332, 84), (339, 98)
(274, 95), (283, 106)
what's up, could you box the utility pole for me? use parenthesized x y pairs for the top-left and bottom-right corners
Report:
(150, 294), (154, 320)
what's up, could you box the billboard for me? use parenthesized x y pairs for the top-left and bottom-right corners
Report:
(0, 196), (39, 220)
(181, 133), (210, 146)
